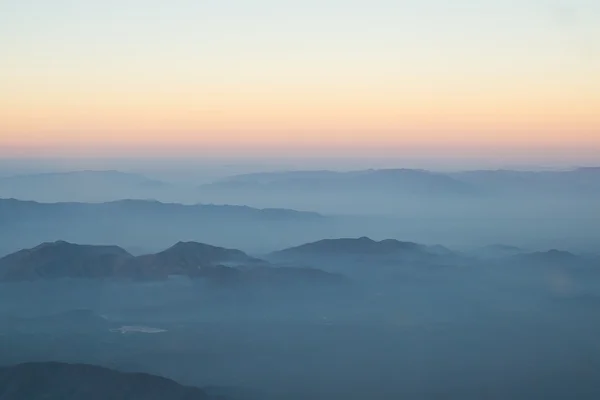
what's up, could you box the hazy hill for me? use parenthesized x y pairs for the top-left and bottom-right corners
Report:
(0, 198), (322, 225)
(197, 167), (600, 220)
(0, 198), (327, 256)
(198, 168), (476, 215)
(0, 170), (169, 203)
(0, 362), (214, 400)
(214, 167), (600, 197)
(203, 168), (476, 196)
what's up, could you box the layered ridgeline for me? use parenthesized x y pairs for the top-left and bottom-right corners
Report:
(198, 168), (600, 221)
(0, 362), (216, 400)
(0, 241), (342, 284)
(4, 168), (600, 205)
(202, 167), (600, 198)
(1, 237), (596, 283)
(0, 170), (169, 203)
(0, 198), (326, 256)
(201, 169), (476, 196)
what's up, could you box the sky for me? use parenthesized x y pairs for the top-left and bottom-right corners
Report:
(1, 0), (599, 160)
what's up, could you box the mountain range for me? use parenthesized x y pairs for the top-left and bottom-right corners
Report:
(0, 198), (326, 256)
(2, 237), (595, 283)
(3, 167), (599, 205)
(202, 168), (477, 196)
(269, 236), (599, 271)
(202, 167), (600, 197)
(270, 237), (452, 266)
(0, 170), (169, 203)
(0, 240), (342, 284)
(194, 167), (600, 219)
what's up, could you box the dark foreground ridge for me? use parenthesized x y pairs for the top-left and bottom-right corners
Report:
(271, 236), (451, 258)
(0, 240), (343, 284)
(0, 362), (215, 400)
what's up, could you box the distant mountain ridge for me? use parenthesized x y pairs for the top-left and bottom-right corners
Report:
(0, 170), (168, 203)
(0, 198), (326, 257)
(3, 167), (599, 208)
(195, 167), (600, 218)
(203, 168), (477, 196)
(0, 198), (323, 221)
(204, 167), (600, 196)
(0, 362), (214, 400)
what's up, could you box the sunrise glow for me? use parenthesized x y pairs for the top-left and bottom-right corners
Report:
(1, 0), (599, 157)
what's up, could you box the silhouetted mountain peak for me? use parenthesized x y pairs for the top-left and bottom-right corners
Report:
(274, 237), (432, 257)
(357, 236), (375, 242)
(0, 241), (133, 281)
(33, 240), (69, 250)
(28, 240), (132, 257)
(157, 241), (254, 264)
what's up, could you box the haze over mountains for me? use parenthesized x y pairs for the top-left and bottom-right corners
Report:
(199, 167), (600, 217)
(1, 188), (597, 254)
(1, 166), (596, 252)
(209, 167), (600, 194)
(1, 163), (600, 400)
(1, 167), (599, 210)
(0, 198), (326, 256)
(0, 171), (170, 203)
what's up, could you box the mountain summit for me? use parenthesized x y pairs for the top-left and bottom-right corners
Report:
(0, 241), (133, 281)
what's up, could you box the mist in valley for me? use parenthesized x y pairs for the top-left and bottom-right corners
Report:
(0, 158), (599, 399)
